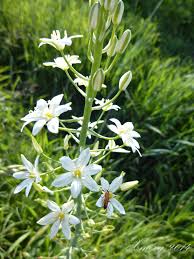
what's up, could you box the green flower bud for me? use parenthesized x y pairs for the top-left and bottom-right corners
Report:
(119, 70), (132, 91)
(89, 2), (101, 31)
(117, 29), (131, 53)
(104, 0), (117, 12)
(31, 135), (43, 154)
(120, 180), (139, 191)
(107, 35), (118, 57)
(93, 68), (105, 91)
(64, 135), (71, 150)
(112, 0), (124, 25)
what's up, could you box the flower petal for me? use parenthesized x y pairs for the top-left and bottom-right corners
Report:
(50, 219), (61, 239)
(83, 164), (102, 176)
(60, 156), (76, 171)
(47, 117), (59, 134)
(69, 215), (80, 225)
(52, 172), (73, 187)
(47, 200), (60, 212)
(71, 179), (82, 198)
(21, 154), (34, 172)
(123, 122), (134, 130)
(62, 200), (74, 213)
(111, 198), (125, 215)
(13, 171), (29, 179)
(109, 175), (123, 193)
(107, 203), (114, 217)
(36, 99), (48, 110)
(109, 118), (122, 128)
(25, 180), (33, 197)
(76, 148), (90, 167)
(14, 178), (33, 194)
(32, 119), (47, 136)
(62, 217), (71, 240)
(100, 177), (110, 191)
(82, 176), (99, 192)
(54, 103), (72, 116)
(37, 212), (58, 225)
(96, 195), (103, 208)
(107, 124), (119, 134)
(50, 94), (63, 107)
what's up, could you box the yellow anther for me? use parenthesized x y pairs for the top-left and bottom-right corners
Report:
(74, 169), (82, 178)
(58, 212), (64, 220)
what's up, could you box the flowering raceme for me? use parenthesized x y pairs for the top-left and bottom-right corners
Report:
(12, 0), (141, 255)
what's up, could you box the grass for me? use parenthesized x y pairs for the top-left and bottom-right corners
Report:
(0, 0), (193, 258)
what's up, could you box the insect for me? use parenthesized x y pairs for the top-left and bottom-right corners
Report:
(103, 191), (110, 209)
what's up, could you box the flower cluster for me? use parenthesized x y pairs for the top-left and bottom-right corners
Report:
(12, 0), (141, 248)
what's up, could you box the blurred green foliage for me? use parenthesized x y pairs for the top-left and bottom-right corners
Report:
(0, 0), (194, 258)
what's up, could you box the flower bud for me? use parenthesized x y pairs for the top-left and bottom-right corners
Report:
(112, 0), (124, 25)
(107, 35), (118, 57)
(117, 29), (131, 53)
(89, 2), (101, 31)
(104, 0), (117, 12)
(93, 68), (105, 91)
(31, 135), (43, 154)
(119, 70), (132, 91)
(64, 135), (71, 150)
(120, 180), (139, 191)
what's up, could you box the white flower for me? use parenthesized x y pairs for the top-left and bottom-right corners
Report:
(39, 30), (82, 51)
(94, 98), (120, 111)
(37, 200), (80, 239)
(21, 94), (71, 135)
(74, 77), (106, 88)
(43, 55), (81, 71)
(52, 148), (101, 198)
(105, 140), (130, 153)
(108, 118), (141, 156)
(96, 176), (125, 217)
(13, 155), (41, 197)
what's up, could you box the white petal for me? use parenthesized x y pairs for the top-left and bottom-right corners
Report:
(123, 122), (134, 130)
(42, 186), (54, 194)
(62, 218), (71, 240)
(32, 119), (47, 135)
(109, 118), (122, 128)
(113, 148), (130, 153)
(109, 176), (123, 193)
(37, 212), (58, 225)
(82, 176), (99, 192)
(69, 215), (80, 225)
(47, 117), (59, 133)
(25, 180), (33, 197)
(62, 200), (74, 213)
(21, 154), (34, 172)
(107, 124), (119, 134)
(13, 171), (29, 179)
(130, 130), (140, 138)
(96, 195), (103, 208)
(52, 172), (73, 187)
(100, 177), (110, 191)
(83, 164), (102, 176)
(36, 99), (48, 110)
(111, 198), (125, 215)
(50, 219), (61, 239)
(107, 203), (114, 217)
(60, 156), (76, 171)
(54, 103), (72, 116)
(50, 94), (63, 107)
(76, 148), (90, 167)
(47, 200), (60, 212)
(14, 178), (33, 194)
(71, 179), (82, 198)
(43, 62), (56, 67)
(21, 121), (31, 132)
(34, 156), (39, 170)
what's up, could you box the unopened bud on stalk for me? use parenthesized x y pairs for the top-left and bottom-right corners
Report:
(64, 135), (71, 150)
(89, 2), (101, 31)
(112, 0), (124, 25)
(119, 71), (132, 91)
(107, 35), (118, 56)
(120, 180), (139, 191)
(117, 29), (131, 53)
(104, 0), (117, 12)
(93, 68), (105, 91)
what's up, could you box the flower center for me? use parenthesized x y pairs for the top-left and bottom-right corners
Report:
(109, 192), (113, 199)
(58, 212), (65, 220)
(29, 171), (36, 178)
(45, 111), (53, 120)
(74, 168), (82, 178)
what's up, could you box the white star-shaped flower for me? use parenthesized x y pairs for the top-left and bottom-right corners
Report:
(94, 98), (120, 111)
(96, 176), (125, 217)
(52, 148), (101, 198)
(39, 30), (82, 51)
(37, 200), (80, 239)
(21, 94), (71, 135)
(13, 155), (41, 197)
(108, 118), (141, 156)
(43, 55), (81, 71)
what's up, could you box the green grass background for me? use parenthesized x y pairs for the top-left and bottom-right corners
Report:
(0, 0), (194, 258)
